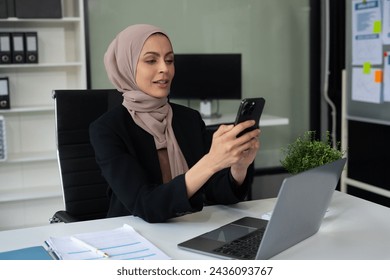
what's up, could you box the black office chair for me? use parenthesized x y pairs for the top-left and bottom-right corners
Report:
(50, 89), (123, 223)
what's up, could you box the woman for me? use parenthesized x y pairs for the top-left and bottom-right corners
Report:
(90, 24), (260, 222)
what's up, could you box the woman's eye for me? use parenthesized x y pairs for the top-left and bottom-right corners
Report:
(165, 59), (174, 64)
(146, 59), (156, 64)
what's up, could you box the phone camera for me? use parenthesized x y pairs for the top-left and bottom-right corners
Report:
(242, 101), (255, 115)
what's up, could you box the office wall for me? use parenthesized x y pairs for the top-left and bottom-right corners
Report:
(86, 0), (310, 165)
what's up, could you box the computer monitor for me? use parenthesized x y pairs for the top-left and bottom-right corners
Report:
(169, 53), (242, 117)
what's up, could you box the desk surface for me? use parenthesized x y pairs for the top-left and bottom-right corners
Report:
(0, 191), (389, 259)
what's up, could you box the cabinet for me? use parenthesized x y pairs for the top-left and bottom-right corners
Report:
(0, 0), (87, 230)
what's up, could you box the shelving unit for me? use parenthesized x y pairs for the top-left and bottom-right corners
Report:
(0, 0), (87, 230)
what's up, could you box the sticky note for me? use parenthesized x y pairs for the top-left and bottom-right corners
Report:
(373, 21), (382, 34)
(374, 70), (383, 83)
(363, 62), (371, 74)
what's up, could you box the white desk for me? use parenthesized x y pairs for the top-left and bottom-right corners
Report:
(0, 191), (389, 259)
(203, 113), (289, 127)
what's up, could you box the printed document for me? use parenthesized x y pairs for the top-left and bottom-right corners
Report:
(352, 66), (382, 103)
(45, 224), (170, 260)
(352, 0), (382, 65)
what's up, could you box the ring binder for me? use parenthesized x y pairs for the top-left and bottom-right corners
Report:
(25, 32), (38, 63)
(0, 115), (6, 162)
(0, 77), (10, 109)
(11, 32), (25, 63)
(0, 0), (7, 18)
(6, 0), (15, 18)
(0, 33), (12, 64)
(15, 0), (62, 18)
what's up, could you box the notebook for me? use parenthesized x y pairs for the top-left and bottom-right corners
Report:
(178, 158), (347, 260)
(0, 246), (54, 260)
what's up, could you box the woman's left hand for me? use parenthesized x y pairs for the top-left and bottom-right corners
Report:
(222, 120), (260, 185)
(230, 129), (260, 185)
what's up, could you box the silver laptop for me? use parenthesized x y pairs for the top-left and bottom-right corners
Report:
(178, 158), (347, 260)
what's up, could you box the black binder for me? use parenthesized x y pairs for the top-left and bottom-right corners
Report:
(25, 32), (38, 63)
(0, 77), (10, 109)
(6, 0), (15, 18)
(0, 33), (12, 64)
(0, 0), (8, 18)
(11, 32), (25, 63)
(15, 0), (62, 18)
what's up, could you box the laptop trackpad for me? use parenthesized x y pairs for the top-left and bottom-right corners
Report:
(201, 224), (257, 243)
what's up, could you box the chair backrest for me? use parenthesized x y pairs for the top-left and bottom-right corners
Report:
(53, 89), (123, 221)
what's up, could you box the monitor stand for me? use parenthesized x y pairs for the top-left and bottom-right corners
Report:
(199, 100), (221, 119)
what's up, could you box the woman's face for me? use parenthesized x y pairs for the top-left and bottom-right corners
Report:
(136, 34), (175, 98)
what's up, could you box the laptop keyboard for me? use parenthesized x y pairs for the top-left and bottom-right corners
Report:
(213, 227), (266, 260)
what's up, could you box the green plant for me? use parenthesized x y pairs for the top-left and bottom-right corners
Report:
(280, 131), (345, 174)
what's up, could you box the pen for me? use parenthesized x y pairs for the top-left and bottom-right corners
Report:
(70, 236), (110, 258)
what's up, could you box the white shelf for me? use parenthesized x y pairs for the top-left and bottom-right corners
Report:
(1, 151), (57, 163)
(0, 106), (54, 114)
(0, 17), (81, 23)
(0, 62), (84, 69)
(0, 185), (61, 203)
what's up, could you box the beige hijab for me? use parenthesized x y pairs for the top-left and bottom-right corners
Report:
(103, 24), (188, 178)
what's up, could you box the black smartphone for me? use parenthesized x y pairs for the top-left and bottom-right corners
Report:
(234, 97), (265, 137)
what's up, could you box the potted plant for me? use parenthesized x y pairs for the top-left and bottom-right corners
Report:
(280, 131), (345, 174)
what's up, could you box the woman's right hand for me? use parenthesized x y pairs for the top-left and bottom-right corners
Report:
(207, 120), (260, 171)
(184, 120), (259, 197)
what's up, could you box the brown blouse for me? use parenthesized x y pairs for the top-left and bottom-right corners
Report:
(157, 148), (172, 183)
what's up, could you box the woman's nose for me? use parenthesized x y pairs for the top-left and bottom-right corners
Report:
(159, 62), (169, 73)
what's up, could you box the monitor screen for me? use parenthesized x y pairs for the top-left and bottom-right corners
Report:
(169, 53), (242, 100)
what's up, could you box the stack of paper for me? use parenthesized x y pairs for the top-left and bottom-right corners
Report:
(45, 224), (170, 260)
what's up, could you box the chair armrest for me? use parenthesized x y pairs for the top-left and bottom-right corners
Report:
(50, 210), (80, 223)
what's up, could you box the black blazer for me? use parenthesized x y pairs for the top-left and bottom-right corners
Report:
(89, 103), (252, 222)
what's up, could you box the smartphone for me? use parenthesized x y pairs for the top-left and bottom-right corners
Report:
(234, 97), (265, 137)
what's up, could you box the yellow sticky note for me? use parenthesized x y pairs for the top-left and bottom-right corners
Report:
(363, 62), (371, 74)
(374, 70), (383, 83)
(373, 21), (382, 34)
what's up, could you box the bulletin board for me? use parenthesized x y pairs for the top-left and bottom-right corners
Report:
(347, 0), (390, 125)
(344, 0), (390, 206)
